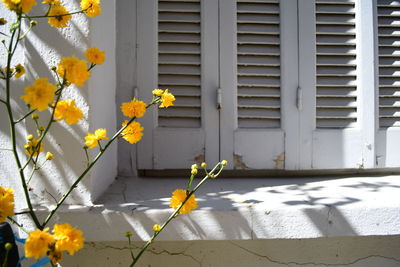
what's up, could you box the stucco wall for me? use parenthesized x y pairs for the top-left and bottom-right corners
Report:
(61, 236), (400, 267)
(0, 0), (117, 210)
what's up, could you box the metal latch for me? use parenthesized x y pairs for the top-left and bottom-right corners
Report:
(296, 86), (303, 111)
(217, 88), (222, 109)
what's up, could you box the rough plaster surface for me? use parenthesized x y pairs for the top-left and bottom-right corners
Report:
(60, 236), (400, 267)
(0, 1), (117, 209)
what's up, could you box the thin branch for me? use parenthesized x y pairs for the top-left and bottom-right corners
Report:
(14, 109), (36, 124)
(22, 9), (86, 19)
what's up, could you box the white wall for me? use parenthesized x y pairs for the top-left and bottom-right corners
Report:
(0, 0), (117, 211)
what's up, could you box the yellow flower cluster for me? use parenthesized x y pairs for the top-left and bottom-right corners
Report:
(24, 223), (85, 264)
(2, 0), (37, 13)
(120, 98), (146, 118)
(57, 56), (90, 87)
(54, 99), (83, 125)
(24, 136), (44, 156)
(85, 128), (108, 149)
(152, 89), (175, 108)
(0, 186), (14, 222)
(86, 47), (105, 65)
(80, 0), (101, 17)
(169, 189), (198, 214)
(21, 78), (56, 111)
(121, 120), (143, 144)
(48, 4), (72, 28)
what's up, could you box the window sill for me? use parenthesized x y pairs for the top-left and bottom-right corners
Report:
(31, 175), (400, 242)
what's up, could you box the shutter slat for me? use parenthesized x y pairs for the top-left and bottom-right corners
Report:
(316, 0), (357, 128)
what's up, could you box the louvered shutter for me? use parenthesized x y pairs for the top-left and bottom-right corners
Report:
(220, 0), (300, 170)
(310, 0), (376, 169)
(137, 0), (219, 170)
(376, 0), (400, 167)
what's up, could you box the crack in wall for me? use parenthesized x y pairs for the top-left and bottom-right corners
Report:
(229, 241), (400, 266)
(86, 242), (202, 266)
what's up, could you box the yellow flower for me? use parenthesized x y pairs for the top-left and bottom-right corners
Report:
(46, 152), (54, 160)
(21, 78), (56, 111)
(2, 0), (37, 13)
(24, 138), (44, 157)
(152, 89), (164, 97)
(84, 128), (108, 149)
(14, 63), (25, 78)
(54, 99), (83, 125)
(120, 98), (146, 118)
(48, 5), (71, 28)
(53, 223), (85, 255)
(169, 189), (198, 214)
(24, 228), (54, 260)
(42, 0), (60, 5)
(153, 224), (161, 232)
(85, 47), (105, 65)
(48, 249), (63, 264)
(0, 187), (14, 222)
(80, 0), (101, 17)
(159, 89), (175, 108)
(57, 56), (90, 87)
(121, 120), (143, 144)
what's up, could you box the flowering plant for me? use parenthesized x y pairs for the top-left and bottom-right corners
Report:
(0, 0), (227, 266)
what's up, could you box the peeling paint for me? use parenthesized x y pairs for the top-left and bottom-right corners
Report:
(194, 154), (205, 164)
(273, 152), (285, 169)
(233, 154), (249, 169)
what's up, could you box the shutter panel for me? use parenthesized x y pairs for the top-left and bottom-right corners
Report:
(377, 0), (400, 127)
(158, 0), (202, 128)
(236, 0), (281, 128)
(137, 0), (219, 170)
(315, 0), (358, 128)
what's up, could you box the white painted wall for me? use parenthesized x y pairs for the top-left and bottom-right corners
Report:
(0, 0), (117, 209)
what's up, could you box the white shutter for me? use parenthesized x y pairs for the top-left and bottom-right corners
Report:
(315, 0), (358, 128)
(376, 0), (400, 168)
(220, 0), (299, 170)
(137, 0), (219, 170)
(306, 0), (376, 169)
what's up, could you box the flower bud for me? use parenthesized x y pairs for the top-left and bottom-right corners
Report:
(125, 232), (132, 237)
(191, 168), (198, 175)
(191, 164), (198, 170)
(46, 152), (54, 160)
(51, 66), (57, 71)
(30, 20), (37, 26)
(201, 162), (206, 168)
(221, 160), (228, 166)
(27, 134), (34, 141)
(32, 113), (39, 120)
(153, 224), (161, 232)
(0, 18), (7, 25)
(38, 126), (45, 131)
(4, 243), (12, 251)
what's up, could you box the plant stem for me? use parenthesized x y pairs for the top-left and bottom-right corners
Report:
(7, 216), (29, 234)
(41, 103), (156, 228)
(23, 9), (86, 19)
(14, 109), (36, 124)
(130, 163), (224, 266)
(5, 14), (41, 229)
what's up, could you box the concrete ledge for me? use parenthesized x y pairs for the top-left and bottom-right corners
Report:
(23, 175), (400, 242)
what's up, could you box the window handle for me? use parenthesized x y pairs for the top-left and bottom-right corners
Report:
(217, 88), (222, 110)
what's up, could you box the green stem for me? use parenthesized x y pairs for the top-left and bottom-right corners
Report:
(7, 216), (29, 234)
(130, 163), (224, 267)
(2, 245), (10, 267)
(22, 9), (86, 19)
(0, 148), (12, 151)
(14, 109), (36, 124)
(5, 14), (41, 229)
(42, 103), (156, 228)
